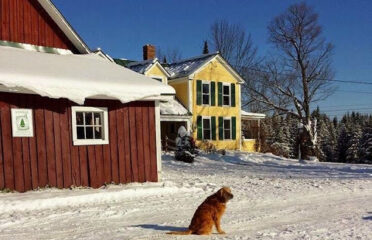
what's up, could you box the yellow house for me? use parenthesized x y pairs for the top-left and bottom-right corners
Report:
(115, 45), (264, 152)
(165, 52), (247, 150)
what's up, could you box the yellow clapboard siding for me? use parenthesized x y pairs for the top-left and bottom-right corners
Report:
(145, 64), (168, 84)
(169, 79), (189, 108)
(191, 58), (242, 151)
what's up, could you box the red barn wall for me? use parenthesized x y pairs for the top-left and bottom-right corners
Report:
(0, 93), (158, 192)
(0, 0), (79, 52)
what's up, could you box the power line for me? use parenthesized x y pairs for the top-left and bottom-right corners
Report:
(321, 107), (372, 112)
(246, 67), (372, 85)
(334, 90), (372, 95)
(312, 103), (372, 109)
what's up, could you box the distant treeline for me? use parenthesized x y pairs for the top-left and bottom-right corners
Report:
(261, 110), (372, 164)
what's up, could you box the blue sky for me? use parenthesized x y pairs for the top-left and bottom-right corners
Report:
(54, 0), (372, 118)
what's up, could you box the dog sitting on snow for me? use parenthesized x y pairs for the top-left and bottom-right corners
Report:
(167, 187), (233, 235)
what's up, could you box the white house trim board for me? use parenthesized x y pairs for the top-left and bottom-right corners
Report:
(37, 0), (90, 54)
(0, 40), (73, 55)
(155, 101), (162, 180)
(188, 80), (193, 113)
(188, 55), (245, 84)
(146, 62), (171, 78)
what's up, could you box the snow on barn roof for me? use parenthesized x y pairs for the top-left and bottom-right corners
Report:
(241, 110), (266, 119)
(159, 97), (190, 116)
(165, 52), (218, 79)
(0, 46), (175, 105)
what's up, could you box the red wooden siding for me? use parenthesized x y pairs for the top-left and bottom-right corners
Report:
(0, 0), (79, 52)
(0, 93), (157, 192)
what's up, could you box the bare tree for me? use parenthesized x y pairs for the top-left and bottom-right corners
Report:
(157, 47), (183, 63)
(247, 2), (335, 158)
(210, 20), (258, 73)
(210, 20), (262, 112)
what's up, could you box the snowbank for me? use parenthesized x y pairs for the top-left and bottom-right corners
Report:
(0, 46), (175, 104)
(0, 182), (201, 213)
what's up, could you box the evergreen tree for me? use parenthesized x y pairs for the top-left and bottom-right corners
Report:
(203, 41), (209, 54)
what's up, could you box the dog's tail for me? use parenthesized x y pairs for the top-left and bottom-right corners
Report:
(166, 229), (192, 235)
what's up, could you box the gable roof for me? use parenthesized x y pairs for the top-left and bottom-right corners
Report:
(164, 52), (218, 79)
(165, 52), (245, 83)
(37, 0), (90, 54)
(118, 58), (171, 77)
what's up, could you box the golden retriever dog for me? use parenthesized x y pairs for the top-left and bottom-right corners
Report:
(167, 187), (233, 235)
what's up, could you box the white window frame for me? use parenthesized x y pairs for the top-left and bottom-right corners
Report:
(201, 81), (211, 106)
(202, 116), (212, 140)
(223, 117), (232, 140)
(222, 83), (231, 106)
(71, 106), (109, 146)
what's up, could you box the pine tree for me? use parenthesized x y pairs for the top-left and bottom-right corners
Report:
(359, 125), (372, 163)
(203, 41), (209, 54)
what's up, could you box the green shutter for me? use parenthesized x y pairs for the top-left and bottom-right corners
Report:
(232, 117), (236, 140)
(211, 116), (216, 140)
(218, 116), (224, 140)
(231, 83), (236, 107)
(211, 82), (216, 106)
(196, 80), (202, 105)
(197, 116), (202, 140)
(218, 82), (222, 106)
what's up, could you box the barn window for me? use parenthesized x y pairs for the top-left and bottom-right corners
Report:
(71, 107), (109, 145)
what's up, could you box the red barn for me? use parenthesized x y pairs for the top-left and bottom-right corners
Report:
(0, 0), (174, 192)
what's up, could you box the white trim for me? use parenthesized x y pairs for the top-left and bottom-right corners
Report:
(155, 101), (162, 180)
(146, 62), (171, 78)
(0, 40), (73, 55)
(160, 115), (191, 121)
(71, 106), (109, 146)
(223, 117), (232, 140)
(201, 116), (212, 140)
(38, 0), (90, 54)
(222, 82), (231, 107)
(188, 80), (193, 113)
(148, 74), (166, 84)
(201, 80), (211, 106)
(239, 86), (242, 150)
(188, 55), (245, 84)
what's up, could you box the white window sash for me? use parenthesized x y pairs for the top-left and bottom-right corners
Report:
(222, 83), (231, 106)
(71, 106), (109, 146)
(202, 81), (211, 106)
(223, 117), (232, 140)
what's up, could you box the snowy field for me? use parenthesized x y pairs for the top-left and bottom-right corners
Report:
(0, 152), (371, 240)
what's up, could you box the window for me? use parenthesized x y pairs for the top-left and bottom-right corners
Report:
(203, 118), (211, 140)
(223, 84), (230, 106)
(151, 76), (163, 82)
(72, 107), (109, 145)
(202, 82), (210, 105)
(224, 118), (231, 139)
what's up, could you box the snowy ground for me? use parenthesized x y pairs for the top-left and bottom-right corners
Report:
(0, 152), (371, 240)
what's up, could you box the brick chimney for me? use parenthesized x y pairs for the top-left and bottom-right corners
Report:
(143, 44), (156, 60)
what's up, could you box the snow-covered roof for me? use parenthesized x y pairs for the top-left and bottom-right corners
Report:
(241, 110), (266, 119)
(0, 46), (175, 105)
(165, 52), (218, 79)
(160, 97), (190, 116)
(126, 58), (158, 74)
